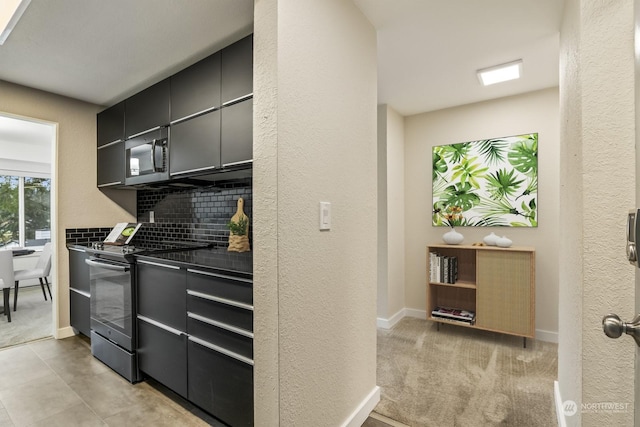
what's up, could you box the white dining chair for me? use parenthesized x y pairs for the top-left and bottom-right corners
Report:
(13, 242), (52, 311)
(0, 250), (14, 322)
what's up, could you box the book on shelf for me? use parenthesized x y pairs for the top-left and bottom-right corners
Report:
(431, 306), (475, 323)
(428, 252), (458, 284)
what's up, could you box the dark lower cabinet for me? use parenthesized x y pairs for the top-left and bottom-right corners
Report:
(69, 247), (90, 337)
(188, 338), (254, 427)
(137, 318), (188, 398)
(69, 289), (90, 337)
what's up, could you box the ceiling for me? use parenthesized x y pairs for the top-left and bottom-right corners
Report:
(0, 0), (563, 120)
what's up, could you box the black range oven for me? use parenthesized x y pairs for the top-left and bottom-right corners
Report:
(85, 245), (143, 383)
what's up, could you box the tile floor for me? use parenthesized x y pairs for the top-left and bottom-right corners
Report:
(0, 335), (388, 426)
(0, 336), (223, 426)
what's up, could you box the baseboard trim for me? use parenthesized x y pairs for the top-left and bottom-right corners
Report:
(377, 308), (406, 329)
(535, 329), (558, 343)
(554, 380), (566, 427)
(403, 308), (427, 319)
(55, 326), (76, 340)
(340, 385), (380, 427)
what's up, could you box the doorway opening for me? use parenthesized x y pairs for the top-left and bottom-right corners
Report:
(0, 113), (56, 348)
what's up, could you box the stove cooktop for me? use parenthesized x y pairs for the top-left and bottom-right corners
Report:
(85, 241), (214, 261)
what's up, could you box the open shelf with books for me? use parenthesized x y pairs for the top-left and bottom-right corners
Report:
(427, 244), (535, 346)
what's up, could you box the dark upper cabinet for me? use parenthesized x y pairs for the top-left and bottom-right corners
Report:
(169, 110), (221, 177)
(221, 99), (253, 167)
(221, 35), (253, 104)
(97, 141), (125, 187)
(170, 53), (221, 122)
(125, 79), (170, 138)
(97, 102), (125, 147)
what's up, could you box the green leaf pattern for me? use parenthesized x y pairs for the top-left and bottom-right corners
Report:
(432, 133), (538, 227)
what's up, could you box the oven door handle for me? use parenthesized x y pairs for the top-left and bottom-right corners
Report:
(85, 258), (130, 272)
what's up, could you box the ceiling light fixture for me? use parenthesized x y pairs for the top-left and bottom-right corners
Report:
(0, 0), (31, 45)
(477, 60), (523, 86)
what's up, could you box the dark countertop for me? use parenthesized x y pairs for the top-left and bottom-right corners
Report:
(67, 243), (252, 278)
(137, 247), (253, 278)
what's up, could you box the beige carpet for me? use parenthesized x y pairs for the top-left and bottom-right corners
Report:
(0, 285), (52, 349)
(374, 317), (557, 427)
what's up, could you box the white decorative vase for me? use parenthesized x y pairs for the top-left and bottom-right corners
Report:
(443, 228), (464, 245)
(483, 232), (498, 246)
(496, 235), (512, 248)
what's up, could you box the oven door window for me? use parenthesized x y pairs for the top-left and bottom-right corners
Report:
(89, 260), (132, 337)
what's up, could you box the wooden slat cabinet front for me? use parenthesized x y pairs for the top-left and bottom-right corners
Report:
(427, 244), (535, 339)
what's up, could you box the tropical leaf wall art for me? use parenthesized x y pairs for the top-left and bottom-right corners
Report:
(432, 133), (538, 227)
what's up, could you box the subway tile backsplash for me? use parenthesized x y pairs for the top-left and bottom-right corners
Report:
(65, 179), (252, 250)
(134, 178), (252, 248)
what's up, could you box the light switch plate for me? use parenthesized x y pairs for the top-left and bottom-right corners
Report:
(320, 202), (331, 230)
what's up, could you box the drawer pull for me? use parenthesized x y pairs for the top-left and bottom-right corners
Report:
(70, 287), (90, 298)
(137, 259), (181, 270)
(137, 315), (185, 336)
(187, 268), (253, 284)
(187, 290), (253, 311)
(189, 336), (254, 366)
(187, 312), (253, 338)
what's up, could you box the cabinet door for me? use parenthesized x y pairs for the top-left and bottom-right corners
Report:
(138, 318), (188, 398)
(220, 99), (253, 167)
(171, 53), (221, 122)
(125, 79), (170, 138)
(70, 289), (90, 337)
(97, 102), (125, 147)
(97, 141), (125, 188)
(137, 260), (186, 331)
(221, 35), (253, 104)
(169, 110), (221, 177)
(475, 250), (534, 336)
(188, 338), (253, 426)
(68, 248), (90, 293)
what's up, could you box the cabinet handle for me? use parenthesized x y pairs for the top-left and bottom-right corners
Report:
(170, 106), (220, 125)
(98, 181), (123, 188)
(187, 268), (253, 284)
(222, 159), (253, 168)
(222, 93), (253, 107)
(187, 290), (253, 311)
(127, 126), (161, 140)
(137, 259), (180, 270)
(188, 335), (254, 366)
(137, 315), (185, 336)
(187, 312), (253, 338)
(85, 258), (129, 272)
(98, 139), (123, 149)
(70, 287), (90, 298)
(170, 165), (218, 177)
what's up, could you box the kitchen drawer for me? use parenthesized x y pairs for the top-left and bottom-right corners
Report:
(188, 338), (253, 427)
(137, 260), (186, 330)
(187, 268), (252, 305)
(187, 291), (253, 332)
(70, 288), (90, 338)
(187, 312), (253, 360)
(137, 317), (188, 398)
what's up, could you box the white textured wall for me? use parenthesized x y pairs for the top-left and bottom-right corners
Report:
(254, 0), (378, 425)
(0, 81), (136, 337)
(377, 105), (406, 322)
(404, 88), (560, 339)
(559, 1), (635, 426)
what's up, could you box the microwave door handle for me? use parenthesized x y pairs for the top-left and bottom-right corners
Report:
(151, 139), (157, 172)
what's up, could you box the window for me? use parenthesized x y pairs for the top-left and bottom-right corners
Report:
(0, 175), (50, 248)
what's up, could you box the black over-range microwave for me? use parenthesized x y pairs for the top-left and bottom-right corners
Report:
(124, 127), (169, 186)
